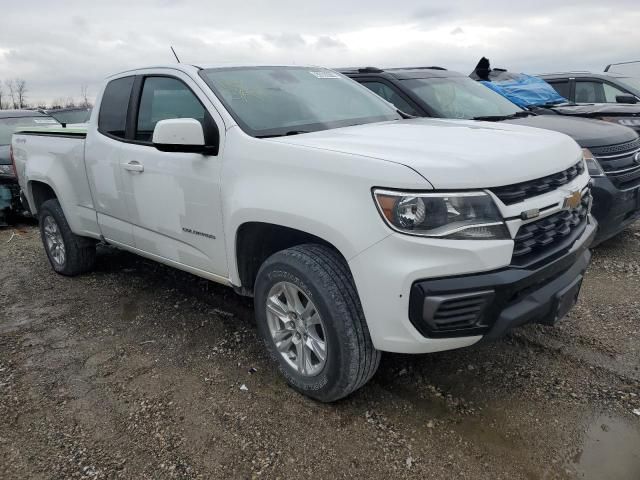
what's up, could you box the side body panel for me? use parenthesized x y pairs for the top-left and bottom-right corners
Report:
(13, 133), (101, 239)
(218, 126), (430, 283)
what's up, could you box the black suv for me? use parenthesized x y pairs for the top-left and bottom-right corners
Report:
(539, 72), (640, 105)
(341, 67), (640, 244)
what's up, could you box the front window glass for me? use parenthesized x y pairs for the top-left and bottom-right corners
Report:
(200, 67), (401, 137)
(360, 81), (421, 116)
(400, 76), (522, 119)
(0, 116), (59, 145)
(602, 83), (627, 102)
(136, 77), (206, 142)
(615, 78), (640, 97)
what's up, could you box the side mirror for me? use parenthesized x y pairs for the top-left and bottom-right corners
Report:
(152, 118), (209, 153)
(616, 94), (638, 104)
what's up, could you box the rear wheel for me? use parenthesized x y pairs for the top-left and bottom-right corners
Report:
(254, 243), (380, 402)
(39, 199), (96, 276)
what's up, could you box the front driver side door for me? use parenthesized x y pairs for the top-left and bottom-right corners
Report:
(119, 73), (228, 278)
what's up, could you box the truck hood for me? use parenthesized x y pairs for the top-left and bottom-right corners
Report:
(268, 118), (581, 189)
(503, 115), (638, 149)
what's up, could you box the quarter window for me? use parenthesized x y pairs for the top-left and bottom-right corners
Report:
(98, 76), (135, 138)
(135, 77), (206, 142)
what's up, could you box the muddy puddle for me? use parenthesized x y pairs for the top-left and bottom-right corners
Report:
(573, 414), (640, 479)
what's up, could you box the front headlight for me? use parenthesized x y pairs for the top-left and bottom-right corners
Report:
(373, 189), (509, 239)
(582, 148), (604, 177)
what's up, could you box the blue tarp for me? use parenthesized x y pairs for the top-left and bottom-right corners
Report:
(479, 74), (567, 108)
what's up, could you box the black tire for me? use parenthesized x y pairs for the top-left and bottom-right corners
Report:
(254, 243), (381, 402)
(39, 199), (96, 276)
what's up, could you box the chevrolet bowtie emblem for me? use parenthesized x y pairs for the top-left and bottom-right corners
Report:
(563, 190), (582, 209)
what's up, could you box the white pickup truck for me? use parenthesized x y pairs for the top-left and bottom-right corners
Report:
(12, 64), (595, 401)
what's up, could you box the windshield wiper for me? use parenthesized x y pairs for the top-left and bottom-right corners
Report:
(256, 130), (310, 138)
(397, 109), (415, 119)
(472, 110), (533, 121)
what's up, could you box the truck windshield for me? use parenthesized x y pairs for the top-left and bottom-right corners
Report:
(401, 76), (523, 120)
(200, 67), (402, 137)
(0, 116), (59, 145)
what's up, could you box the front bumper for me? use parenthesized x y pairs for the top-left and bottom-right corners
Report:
(408, 222), (594, 341)
(590, 176), (640, 245)
(349, 211), (596, 354)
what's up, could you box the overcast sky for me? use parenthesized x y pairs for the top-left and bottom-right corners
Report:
(0, 0), (638, 105)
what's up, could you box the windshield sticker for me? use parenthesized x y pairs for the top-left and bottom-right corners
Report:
(309, 70), (340, 79)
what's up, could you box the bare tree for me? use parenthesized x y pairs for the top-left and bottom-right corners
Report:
(80, 84), (91, 108)
(0, 82), (4, 109)
(5, 79), (16, 109)
(65, 97), (76, 108)
(50, 98), (64, 109)
(14, 79), (27, 108)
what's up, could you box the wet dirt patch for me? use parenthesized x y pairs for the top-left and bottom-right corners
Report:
(1, 223), (639, 479)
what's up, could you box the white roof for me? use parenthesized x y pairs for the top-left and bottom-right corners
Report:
(108, 63), (325, 79)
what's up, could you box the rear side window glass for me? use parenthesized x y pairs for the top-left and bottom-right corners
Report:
(360, 81), (420, 116)
(548, 81), (570, 100)
(98, 76), (135, 138)
(135, 77), (205, 142)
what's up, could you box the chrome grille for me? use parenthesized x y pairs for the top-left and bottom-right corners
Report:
(491, 161), (585, 205)
(589, 137), (640, 156)
(512, 190), (591, 266)
(591, 139), (640, 190)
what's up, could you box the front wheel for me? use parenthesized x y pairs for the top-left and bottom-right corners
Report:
(254, 244), (380, 402)
(39, 199), (96, 276)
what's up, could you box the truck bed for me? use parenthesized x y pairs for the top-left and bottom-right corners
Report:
(12, 126), (100, 239)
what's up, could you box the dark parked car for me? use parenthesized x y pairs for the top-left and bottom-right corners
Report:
(341, 66), (640, 244)
(0, 110), (59, 225)
(470, 59), (640, 135)
(539, 71), (640, 105)
(45, 107), (92, 125)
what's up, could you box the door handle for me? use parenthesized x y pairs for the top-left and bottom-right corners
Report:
(123, 161), (144, 173)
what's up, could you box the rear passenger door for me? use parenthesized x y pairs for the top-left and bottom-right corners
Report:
(85, 75), (136, 246)
(118, 72), (229, 278)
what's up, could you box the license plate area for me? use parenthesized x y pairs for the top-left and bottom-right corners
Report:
(553, 275), (583, 324)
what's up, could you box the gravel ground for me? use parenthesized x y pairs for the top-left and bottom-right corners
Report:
(1, 222), (639, 479)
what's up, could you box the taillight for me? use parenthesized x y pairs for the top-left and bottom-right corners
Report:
(9, 145), (17, 177)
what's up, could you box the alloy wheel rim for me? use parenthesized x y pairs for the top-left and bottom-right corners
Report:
(265, 281), (327, 377)
(43, 216), (66, 267)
